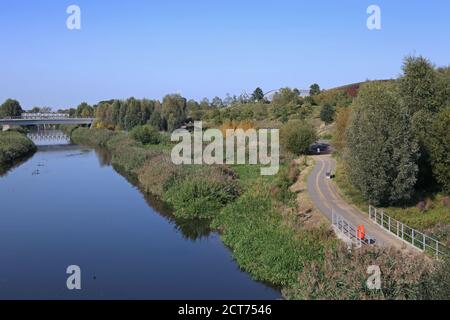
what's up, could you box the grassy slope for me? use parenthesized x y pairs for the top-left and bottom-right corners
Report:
(0, 130), (36, 166)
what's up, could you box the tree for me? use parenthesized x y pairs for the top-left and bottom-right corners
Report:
(332, 106), (352, 154)
(124, 98), (141, 130)
(398, 56), (444, 188)
(211, 96), (224, 108)
(280, 120), (318, 156)
(76, 102), (94, 118)
(309, 83), (321, 96)
(199, 98), (210, 110)
(346, 82), (419, 206)
(320, 104), (335, 124)
(148, 110), (162, 129)
(270, 88), (303, 119)
(162, 94), (187, 132)
(399, 56), (440, 115)
(251, 87), (265, 102)
(111, 100), (121, 127)
(428, 106), (450, 193)
(0, 99), (23, 118)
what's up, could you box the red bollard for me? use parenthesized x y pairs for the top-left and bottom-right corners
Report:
(357, 225), (366, 240)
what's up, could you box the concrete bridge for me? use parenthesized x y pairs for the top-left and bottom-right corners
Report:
(0, 116), (94, 131)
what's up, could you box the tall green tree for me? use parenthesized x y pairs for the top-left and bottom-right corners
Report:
(211, 96), (224, 109)
(398, 56), (445, 188)
(76, 102), (94, 118)
(309, 83), (321, 96)
(162, 94), (187, 132)
(428, 106), (450, 193)
(251, 87), (265, 102)
(148, 110), (162, 130)
(346, 82), (419, 206)
(111, 100), (121, 127)
(320, 104), (335, 124)
(0, 99), (23, 117)
(124, 98), (141, 130)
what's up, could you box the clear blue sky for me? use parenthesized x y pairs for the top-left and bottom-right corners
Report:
(0, 0), (449, 109)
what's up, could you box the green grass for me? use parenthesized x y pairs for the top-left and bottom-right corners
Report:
(0, 130), (36, 166)
(212, 180), (335, 288)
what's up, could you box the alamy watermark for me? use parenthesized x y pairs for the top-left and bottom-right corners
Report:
(367, 5), (381, 30)
(66, 265), (81, 290)
(66, 5), (81, 30)
(171, 121), (279, 175)
(366, 265), (382, 290)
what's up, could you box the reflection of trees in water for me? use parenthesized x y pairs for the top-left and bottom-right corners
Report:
(141, 192), (213, 241)
(94, 147), (112, 167)
(109, 159), (213, 241)
(0, 156), (32, 177)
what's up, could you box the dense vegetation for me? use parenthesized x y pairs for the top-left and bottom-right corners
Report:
(0, 99), (23, 118)
(332, 56), (449, 242)
(0, 130), (36, 167)
(66, 127), (449, 299)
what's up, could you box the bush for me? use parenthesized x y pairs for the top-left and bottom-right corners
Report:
(164, 166), (240, 219)
(71, 127), (115, 147)
(280, 120), (317, 156)
(130, 125), (161, 145)
(283, 245), (449, 300)
(272, 161), (299, 204)
(0, 131), (36, 165)
(137, 153), (180, 197)
(320, 104), (335, 124)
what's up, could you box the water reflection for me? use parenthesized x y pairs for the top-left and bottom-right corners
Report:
(94, 148), (112, 167)
(109, 156), (213, 241)
(27, 129), (70, 146)
(0, 144), (280, 299)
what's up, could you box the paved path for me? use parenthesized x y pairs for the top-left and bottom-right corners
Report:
(307, 154), (411, 250)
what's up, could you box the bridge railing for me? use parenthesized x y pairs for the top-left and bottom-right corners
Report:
(20, 113), (71, 120)
(332, 210), (373, 248)
(1, 114), (93, 120)
(369, 206), (449, 259)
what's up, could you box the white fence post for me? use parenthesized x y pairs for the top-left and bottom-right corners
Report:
(402, 224), (404, 240)
(369, 206), (448, 259)
(397, 221), (400, 237)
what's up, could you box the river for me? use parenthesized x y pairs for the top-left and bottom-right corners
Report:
(0, 131), (280, 299)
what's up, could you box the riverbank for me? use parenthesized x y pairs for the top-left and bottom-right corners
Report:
(0, 130), (36, 172)
(67, 127), (449, 299)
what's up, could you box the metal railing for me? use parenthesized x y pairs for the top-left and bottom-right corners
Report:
(332, 210), (373, 248)
(369, 206), (449, 259)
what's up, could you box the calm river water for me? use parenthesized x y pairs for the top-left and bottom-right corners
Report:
(0, 131), (280, 299)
